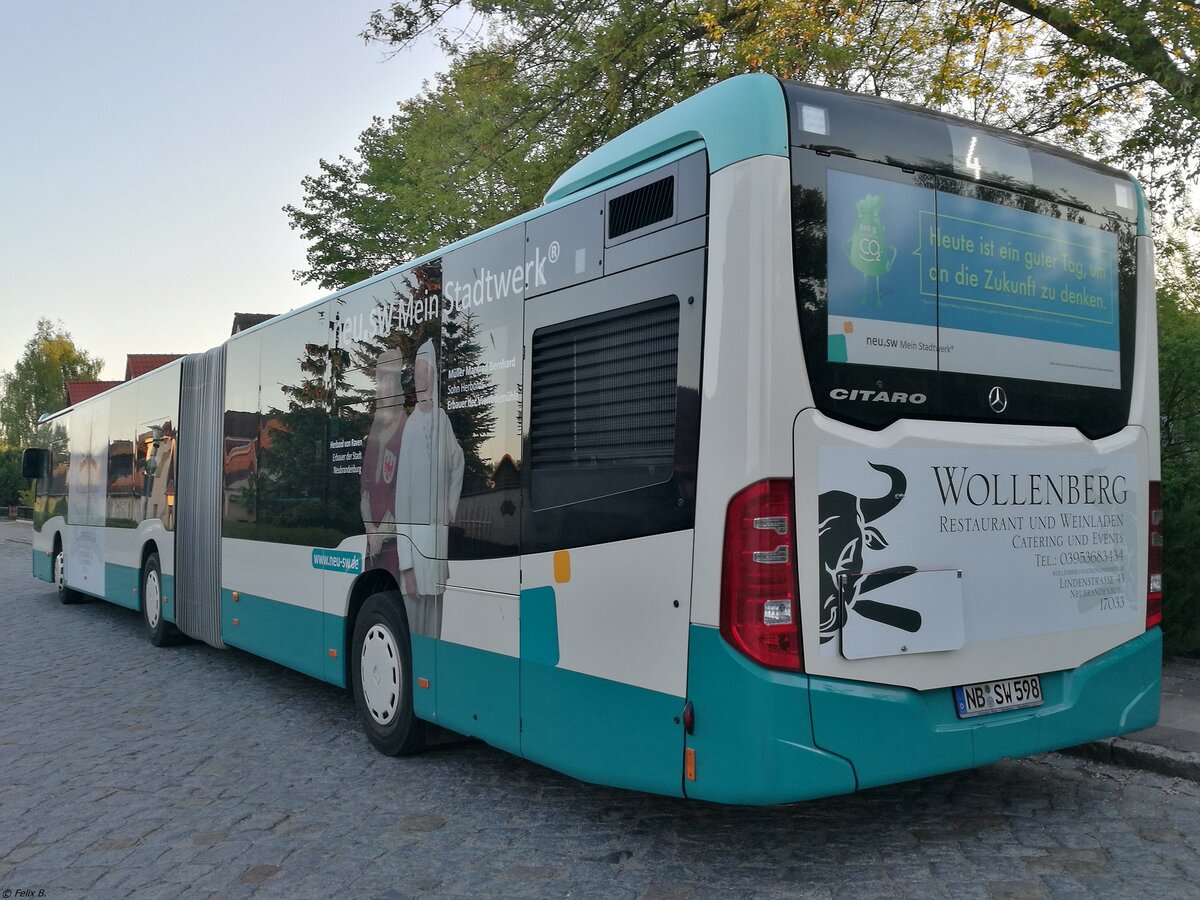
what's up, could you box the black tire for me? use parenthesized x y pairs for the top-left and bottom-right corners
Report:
(351, 591), (426, 755)
(54, 544), (84, 605)
(141, 552), (181, 646)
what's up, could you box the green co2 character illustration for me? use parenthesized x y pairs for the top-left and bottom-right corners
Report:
(844, 194), (897, 306)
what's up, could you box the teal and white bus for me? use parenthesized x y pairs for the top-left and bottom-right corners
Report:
(24, 74), (1162, 804)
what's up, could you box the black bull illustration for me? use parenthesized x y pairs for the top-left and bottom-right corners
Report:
(818, 462), (922, 643)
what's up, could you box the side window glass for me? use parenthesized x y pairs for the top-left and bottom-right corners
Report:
(135, 365), (180, 531)
(68, 398), (109, 527)
(256, 307), (331, 545)
(442, 227), (524, 560)
(34, 420), (70, 529)
(330, 263), (443, 570)
(106, 390), (137, 527)
(136, 419), (176, 530)
(223, 334), (261, 539)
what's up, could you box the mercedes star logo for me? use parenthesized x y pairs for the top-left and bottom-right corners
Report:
(988, 386), (1008, 414)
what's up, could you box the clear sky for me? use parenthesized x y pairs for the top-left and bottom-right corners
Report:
(1, 2), (454, 381)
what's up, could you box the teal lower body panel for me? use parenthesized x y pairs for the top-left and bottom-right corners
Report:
(32, 549), (53, 583)
(808, 629), (1163, 791)
(321, 612), (345, 687)
(685, 626), (1161, 804)
(521, 661), (686, 798)
(519, 587), (558, 665)
(684, 625), (857, 805)
(161, 574), (177, 625)
(435, 641), (521, 755)
(411, 634), (436, 720)
(515, 584), (685, 797)
(104, 563), (141, 611)
(222, 589), (338, 683)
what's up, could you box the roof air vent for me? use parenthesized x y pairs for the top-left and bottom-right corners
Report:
(608, 176), (675, 240)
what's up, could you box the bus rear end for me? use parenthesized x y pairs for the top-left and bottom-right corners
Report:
(685, 80), (1160, 803)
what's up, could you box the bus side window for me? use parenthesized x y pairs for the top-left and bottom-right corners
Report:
(21, 447), (47, 481)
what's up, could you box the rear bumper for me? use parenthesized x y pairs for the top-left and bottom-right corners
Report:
(684, 624), (1161, 804)
(809, 628), (1161, 790)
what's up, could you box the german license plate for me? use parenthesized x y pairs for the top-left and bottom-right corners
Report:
(953, 675), (1043, 718)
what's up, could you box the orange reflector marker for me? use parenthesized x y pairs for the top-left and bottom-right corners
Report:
(232, 591), (239, 602)
(418, 677), (430, 689)
(685, 747), (696, 781)
(328, 649), (337, 659)
(553, 550), (571, 584)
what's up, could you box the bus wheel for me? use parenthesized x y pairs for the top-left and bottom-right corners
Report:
(141, 553), (180, 646)
(351, 591), (426, 756)
(54, 546), (83, 605)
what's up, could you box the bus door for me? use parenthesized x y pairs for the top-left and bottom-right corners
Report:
(65, 396), (109, 598)
(430, 227), (526, 754)
(518, 183), (706, 796)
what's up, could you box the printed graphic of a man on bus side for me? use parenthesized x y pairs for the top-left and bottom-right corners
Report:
(394, 339), (464, 640)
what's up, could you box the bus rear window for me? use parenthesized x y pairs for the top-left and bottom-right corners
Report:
(791, 156), (1137, 438)
(826, 169), (1120, 390)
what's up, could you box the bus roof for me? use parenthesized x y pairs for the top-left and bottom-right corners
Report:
(544, 73), (789, 204)
(233, 72), (1152, 346)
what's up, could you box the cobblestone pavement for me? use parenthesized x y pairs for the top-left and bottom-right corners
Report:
(1, 533), (1199, 900)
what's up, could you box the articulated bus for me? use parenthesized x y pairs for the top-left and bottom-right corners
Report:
(24, 75), (1162, 804)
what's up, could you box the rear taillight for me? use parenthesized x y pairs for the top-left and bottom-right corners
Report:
(720, 480), (802, 672)
(1147, 480), (1162, 630)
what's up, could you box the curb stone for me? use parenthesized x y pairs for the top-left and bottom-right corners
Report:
(1064, 738), (1200, 783)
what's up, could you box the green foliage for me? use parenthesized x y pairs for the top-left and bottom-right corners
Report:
(998, 0), (1200, 207)
(0, 448), (25, 507)
(723, 1), (1138, 156)
(285, 55), (554, 290)
(287, 2), (1200, 286)
(289, 3), (742, 288)
(1157, 239), (1200, 655)
(340, 0), (1200, 224)
(0, 319), (103, 448)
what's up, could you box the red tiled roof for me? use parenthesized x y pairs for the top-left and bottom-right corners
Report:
(125, 354), (185, 380)
(66, 381), (122, 405)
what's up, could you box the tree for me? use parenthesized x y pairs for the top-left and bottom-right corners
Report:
(0, 319), (103, 449)
(285, 55), (554, 290)
(984, 1), (1200, 205)
(1156, 234), (1200, 655)
(354, 1), (1200, 207)
(717, 2), (1138, 151)
(998, 1), (1199, 121)
(0, 448), (24, 507)
(288, 3), (746, 288)
(291, 0), (1200, 286)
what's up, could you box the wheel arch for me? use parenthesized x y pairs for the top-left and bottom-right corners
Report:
(138, 540), (161, 613)
(140, 539), (160, 571)
(343, 567), (401, 686)
(138, 540), (160, 609)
